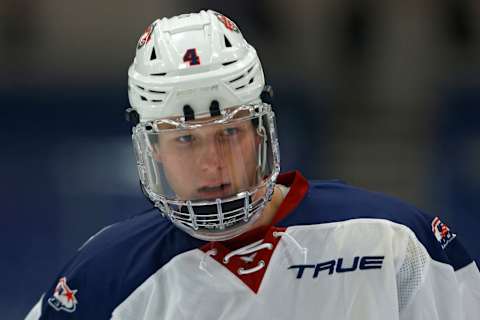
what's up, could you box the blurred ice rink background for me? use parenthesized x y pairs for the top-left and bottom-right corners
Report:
(1, 1), (480, 318)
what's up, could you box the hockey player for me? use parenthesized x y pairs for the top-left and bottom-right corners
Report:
(26, 10), (480, 319)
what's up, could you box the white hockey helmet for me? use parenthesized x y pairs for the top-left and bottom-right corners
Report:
(127, 10), (280, 241)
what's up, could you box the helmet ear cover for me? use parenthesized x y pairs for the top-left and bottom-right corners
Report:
(125, 108), (140, 126)
(260, 85), (274, 105)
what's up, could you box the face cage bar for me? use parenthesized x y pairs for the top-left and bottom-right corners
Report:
(157, 184), (273, 233)
(170, 196), (264, 226)
(132, 103), (281, 237)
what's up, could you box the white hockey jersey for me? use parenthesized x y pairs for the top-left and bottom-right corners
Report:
(26, 171), (480, 319)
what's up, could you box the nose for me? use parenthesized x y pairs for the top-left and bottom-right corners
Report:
(197, 136), (226, 173)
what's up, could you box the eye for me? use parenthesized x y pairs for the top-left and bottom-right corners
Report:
(175, 134), (194, 143)
(223, 127), (239, 136)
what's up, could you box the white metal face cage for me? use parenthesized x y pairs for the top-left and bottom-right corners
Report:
(132, 104), (280, 241)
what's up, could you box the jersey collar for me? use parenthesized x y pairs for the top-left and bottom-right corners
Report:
(199, 171), (309, 293)
(223, 170), (309, 248)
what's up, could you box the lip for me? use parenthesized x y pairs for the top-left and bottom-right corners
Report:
(197, 183), (232, 199)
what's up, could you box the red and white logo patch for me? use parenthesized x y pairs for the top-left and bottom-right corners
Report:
(214, 13), (240, 33)
(137, 22), (156, 49)
(48, 277), (78, 313)
(431, 216), (456, 249)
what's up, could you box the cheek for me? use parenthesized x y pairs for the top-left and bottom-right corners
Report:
(162, 152), (193, 177)
(244, 134), (259, 161)
(160, 152), (196, 191)
(227, 136), (258, 173)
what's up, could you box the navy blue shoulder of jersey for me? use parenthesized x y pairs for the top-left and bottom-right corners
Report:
(278, 180), (473, 271)
(40, 210), (205, 319)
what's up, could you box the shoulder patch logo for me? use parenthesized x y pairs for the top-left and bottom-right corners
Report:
(48, 277), (78, 313)
(431, 217), (456, 249)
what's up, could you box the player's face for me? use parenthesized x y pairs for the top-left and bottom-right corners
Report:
(154, 118), (260, 200)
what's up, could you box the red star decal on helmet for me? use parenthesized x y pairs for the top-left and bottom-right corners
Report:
(214, 13), (240, 33)
(137, 22), (156, 49)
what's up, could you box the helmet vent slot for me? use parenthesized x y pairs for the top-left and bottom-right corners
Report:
(249, 77), (254, 84)
(235, 85), (246, 90)
(150, 73), (167, 76)
(222, 60), (237, 66)
(150, 47), (157, 60)
(148, 89), (166, 94)
(229, 74), (245, 83)
(224, 35), (232, 47)
(183, 105), (195, 121)
(140, 96), (147, 101)
(209, 100), (221, 116)
(151, 100), (163, 103)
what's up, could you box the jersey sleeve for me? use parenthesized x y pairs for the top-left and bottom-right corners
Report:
(23, 212), (203, 319)
(398, 217), (480, 320)
(24, 295), (43, 320)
